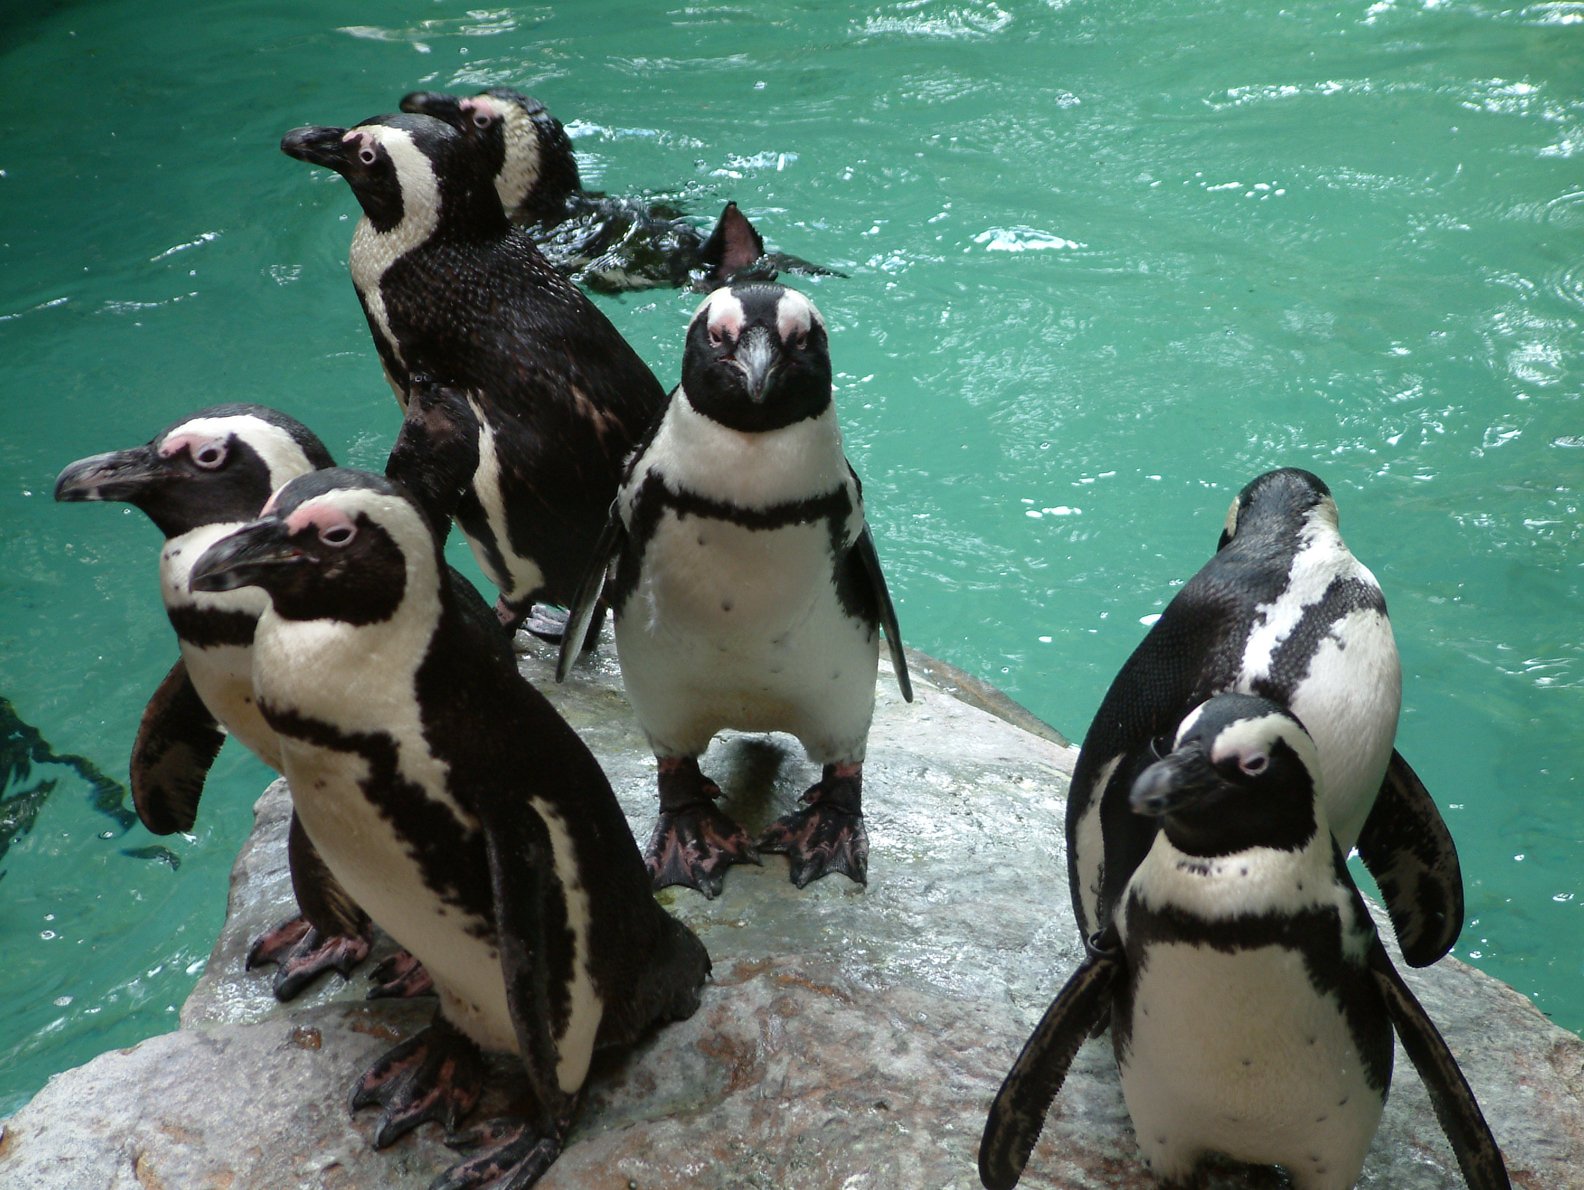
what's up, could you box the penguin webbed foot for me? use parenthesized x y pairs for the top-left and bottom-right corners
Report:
(350, 1019), (485, 1150)
(246, 914), (371, 1001)
(431, 1109), (573, 1190)
(646, 758), (760, 899)
(758, 765), (868, 889)
(366, 948), (435, 1000)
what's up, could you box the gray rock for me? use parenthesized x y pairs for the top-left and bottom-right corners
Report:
(2, 638), (1579, 1188)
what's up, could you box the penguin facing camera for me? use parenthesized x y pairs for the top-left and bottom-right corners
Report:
(1066, 468), (1463, 969)
(399, 86), (837, 293)
(557, 282), (911, 898)
(281, 111), (668, 639)
(53, 406), (390, 999)
(981, 694), (1510, 1190)
(189, 468), (711, 1188)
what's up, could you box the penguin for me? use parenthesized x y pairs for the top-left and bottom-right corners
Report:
(188, 467), (711, 1186)
(1066, 468), (1463, 968)
(398, 86), (837, 293)
(280, 111), (668, 636)
(980, 693), (1511, 1190)
(555, 282), (912, 897)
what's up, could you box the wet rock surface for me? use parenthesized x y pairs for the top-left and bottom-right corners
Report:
(3, 639), (1580, 1188)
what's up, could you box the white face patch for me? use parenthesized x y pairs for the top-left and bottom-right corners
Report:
(1204, 709), (1321, 801)
(163, 415), (318, 494)
(696, 288), (746, 342)
(486, 96), (543, 211)
(775, 289), (823, 344)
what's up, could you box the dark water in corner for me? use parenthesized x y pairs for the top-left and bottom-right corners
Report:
(1, 0), (1580, 1114)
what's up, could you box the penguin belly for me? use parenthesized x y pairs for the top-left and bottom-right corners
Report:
(617, 513), (878, 762)
(1118, 941), (1384, 1190)
(282, 739), (517, 1055)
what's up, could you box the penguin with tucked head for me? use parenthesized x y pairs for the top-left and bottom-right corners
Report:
(981, 694), (1510, 1190)
(399, 86), (835, 293)
(189, 468), (710, 1187)
(557, 282), (911, 897)
(53, 406), (380, 998)
(1067, 468), (1463, 969)
(280, 111), (668, 637)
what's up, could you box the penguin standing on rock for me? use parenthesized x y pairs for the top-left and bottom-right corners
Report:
(399, 86), (835, 293)
(557, 282), (911, 897)
(189, 469), (710, 1189)
(980, 694), (1510, 1190)
(280, 112), (668, 636)
(1067, 468), (1464, 969)
(53, 406), (381, 998)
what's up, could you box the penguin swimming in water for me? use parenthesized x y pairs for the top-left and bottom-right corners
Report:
(980, 693), (1510, 1190)
(1066, 468), (1463, 968)
(53, 405), (386, 998)
(189, 468), (711, 1188)
(556, 282), (911, 897)
(280, 111), (668, 636)
(398, 86), (836, 293)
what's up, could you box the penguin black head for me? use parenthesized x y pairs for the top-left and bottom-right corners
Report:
(281, 112), (503, 236)
(54, 405), (334, 540)
(681, 283), (832, 433)
(399, 86), (579, 222)
(1129, 693), (1322, 858)
(1218, 467), (1336, 551)
(188, 468), (436, 626)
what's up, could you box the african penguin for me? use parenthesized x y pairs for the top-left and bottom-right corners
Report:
(280, 111), (668, 635)
(556, 282), (912, 897)
(53, 406), (379, 998)
(1066, 467), (1463, 968)
(399, 86), (837, 293)
(980, 694), (1510, 1190)
(188, 468), (710, 1186)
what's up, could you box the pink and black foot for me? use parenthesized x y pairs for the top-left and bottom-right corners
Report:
(430, 1099), (578, 1190)
(350, 1016), (485, 1150)
(759, 763), (869, 889)
(247, 914), (372, 1001)
(645, 756), (760, 899)
(367, 948), (436, 1000)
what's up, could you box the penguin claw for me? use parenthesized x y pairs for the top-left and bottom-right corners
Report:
(350, 1021), (485, 1150)
(366, 949), (435, 1000)
(431, 1115), (568, 1190)
(515, 602), (569, 640)
(644, 803), (761, 899)
(759, 771), (869, 888)
(246, 914), (371, 1001)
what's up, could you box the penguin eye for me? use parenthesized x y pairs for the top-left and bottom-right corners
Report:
(192, 442), (227, 470)
(358, 146), (378, 166)
(708, 328), (726, 349)
(1238, 752), (1269, 777)
(472, 111), (495, 130)
(319, 523), (355, 548)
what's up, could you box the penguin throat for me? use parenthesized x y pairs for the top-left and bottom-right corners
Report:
(1160, 801), (1317, 859)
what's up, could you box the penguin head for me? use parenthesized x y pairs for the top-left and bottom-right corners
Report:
(681, 284), (832, 432)
(399, 86), (579, 220)
(1218, 467), (1337, 551)
(1129, 693), (1324, 858)
(54, 405), (333, 539)
(188, 468), (437, 625)
(281, 113), (502, 236)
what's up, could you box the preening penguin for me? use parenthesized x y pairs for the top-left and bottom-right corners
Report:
(1066, 468), (1463, 968)
(188, 468), (710, 1188)
(557, 282), (911, 897)
(280, 111), (668, 635)
(980, 694), (1510, 1190)
(53, 406), (377, 998)
(398, 86), (833, 293)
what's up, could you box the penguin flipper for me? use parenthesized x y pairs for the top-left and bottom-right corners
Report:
(695, 201), (768, 288)
(385, 375), (481, 539)
(1355, 749), (1465, 967)
(554, 504), (623, 683)
(979, 927), (1121, 1190)
(130, 658), (226, 835)
(853, 525), (913, 702)
(1370, 942), (1511, 1190)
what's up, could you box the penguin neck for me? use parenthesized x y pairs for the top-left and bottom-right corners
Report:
(1131, 818), (1345, 926)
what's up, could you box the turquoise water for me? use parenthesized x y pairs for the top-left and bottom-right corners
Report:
(2, 0), (1580, 1116)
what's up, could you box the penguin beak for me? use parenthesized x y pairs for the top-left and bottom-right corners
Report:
(54, 445), (166, 504)
(735, 325), (780, 402)
(189, 518), (302, 595)
(399, 91), (465, 132)
(1130, 744), (1219, 818)
(280, 125), (352, 171)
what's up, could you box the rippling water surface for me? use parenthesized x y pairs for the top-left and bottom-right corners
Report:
(2, 0), (1580, 1114)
